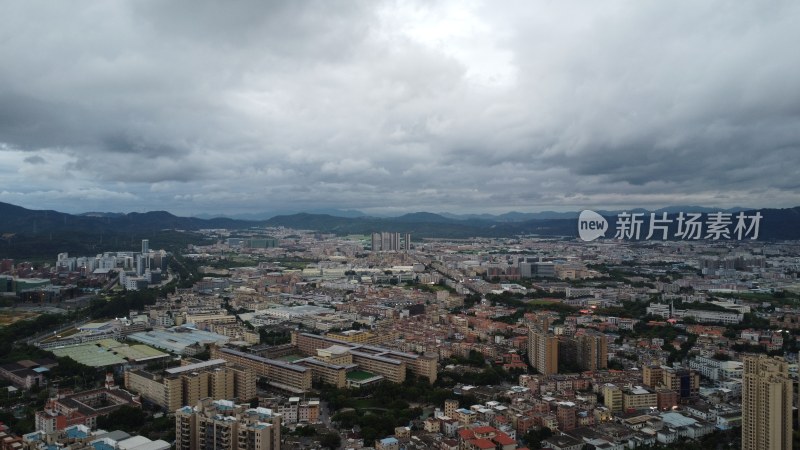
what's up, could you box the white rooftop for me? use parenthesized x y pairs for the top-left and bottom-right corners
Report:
(661, 412), (698, 428)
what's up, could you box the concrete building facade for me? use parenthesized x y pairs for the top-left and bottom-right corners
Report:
(210, 347), (312, 393)
(124, 359), (256, 411)
(742, 355), (792, 450)
(528, 327), (558, 376)
(175, 399), (281, 450)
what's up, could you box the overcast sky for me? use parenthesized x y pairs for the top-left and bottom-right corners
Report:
(1, 1), (798, 216)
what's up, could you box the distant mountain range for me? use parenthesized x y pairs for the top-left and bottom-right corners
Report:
(437, 206), (750, 222)
(191, 205), (751, 222)
(0, 202), (257, 234)
(192, 208), (367, 220)
(0, 201), (798, 240)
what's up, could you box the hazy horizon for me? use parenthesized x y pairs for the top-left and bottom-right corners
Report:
(1, 198), (770, 219)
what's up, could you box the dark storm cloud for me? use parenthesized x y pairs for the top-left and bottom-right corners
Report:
(23, 155), (45, 165)
(0, 92), (85, 149)
(0, 0), (797, 215)
(131, 0), (373, 62)
(100, 134), (188, 158)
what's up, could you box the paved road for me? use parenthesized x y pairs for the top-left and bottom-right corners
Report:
(23, 316), (92, 345)
(319, 400), (332, 427)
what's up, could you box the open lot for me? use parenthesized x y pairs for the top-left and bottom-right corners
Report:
(0, 310), (40, 327)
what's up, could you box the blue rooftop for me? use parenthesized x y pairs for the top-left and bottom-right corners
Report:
(23, 432), (44, 442)
(65, 428), (88, 439)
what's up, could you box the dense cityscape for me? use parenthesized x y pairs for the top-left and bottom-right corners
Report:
(0, 220), (797, 449)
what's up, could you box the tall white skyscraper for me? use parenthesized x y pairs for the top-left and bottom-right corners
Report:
(371, 232), (409, 252)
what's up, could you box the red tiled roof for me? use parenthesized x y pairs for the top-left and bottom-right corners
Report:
(458, 429), (476, 440)
(469, 438), (496, 450)
(492, 433), (515, 446)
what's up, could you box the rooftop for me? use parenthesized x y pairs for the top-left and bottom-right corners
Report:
(128, 327), (229, 353)
(346, 370), (377, 381)
(661, 412), (698, 428)
(165, 359), (227, 375)
(51, 343), (126, 367)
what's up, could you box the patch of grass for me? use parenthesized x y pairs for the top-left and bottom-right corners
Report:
(351, 398), (376, 408)
(0, 311), (40, 327)
(346, 371), (377, 381)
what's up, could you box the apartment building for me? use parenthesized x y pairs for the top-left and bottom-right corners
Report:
(176, 399), (281, 450)
(662, 368), (700, 403)
(292, 331), (437, 383)
(602, 384), (623, 413)
(742, 355), (792, 450)
(259, 397), (320, 424)
(294, 357), (349, 388)
(574, 330), (608, 371)
(211, 347), (312, 393)
(325, 329), (382, 345)
(124, 359), (256, 411)
(642, 365), (664, 388)
(528, 327), (558, 376)
(349, 350), (406, 383)
(622, 386), (658, 411)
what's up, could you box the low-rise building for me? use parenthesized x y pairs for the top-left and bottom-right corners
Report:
(0, 359), (56, 389)
(35, 376), (141, 432)
(623, 386), (658, 412)
(259, 397), (320, 424)
(211, 346), (312, 393)
(23, 426), (169, 450)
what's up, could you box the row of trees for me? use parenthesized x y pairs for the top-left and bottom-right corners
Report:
(286, 426), (341, 449)
(95, 406), (175, 442)
(320, 375), (486, 445)
(485, 291), (577, 316)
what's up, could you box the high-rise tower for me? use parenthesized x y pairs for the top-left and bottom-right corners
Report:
(742, 355), (792, 450)
(528, 326), (558, 375)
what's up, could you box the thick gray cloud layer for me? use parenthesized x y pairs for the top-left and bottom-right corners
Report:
(0, 0), (798, 215)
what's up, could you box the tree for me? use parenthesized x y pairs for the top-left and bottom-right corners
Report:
(523, 427), (552, 449)
(467, 350), (487, 367)
(292, 425), (316, 437)
(712, 352), (731, 361)
(96, 406), (147, 432)
(331, 411), (358, 428)
(320, 432), (341, 449)
(722, 328), (737, 339)
(360, 427), (378, 446)
(607, 360), (625, 370)
(464, 294), (481, 308)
